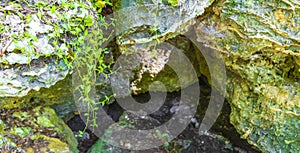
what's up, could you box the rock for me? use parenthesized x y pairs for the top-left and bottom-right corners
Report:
(110, 0), (214, 96)
(106, 0), (300, 152)
(87, 139), (111, 153)
(87, 111), (164, 153)
(192, 0), (300, 152)
(0, 0), (97, 109)
(0, 106), (78, 153)
(113, 0), (213, 44)
(0, 0), (297, 152)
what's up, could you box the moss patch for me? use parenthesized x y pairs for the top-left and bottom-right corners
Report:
(0, 106), (78, 153)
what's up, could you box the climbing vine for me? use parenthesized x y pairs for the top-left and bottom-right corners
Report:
(72, 0), (114, 137)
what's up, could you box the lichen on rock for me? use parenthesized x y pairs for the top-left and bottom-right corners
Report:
(192, 0), (300, 152)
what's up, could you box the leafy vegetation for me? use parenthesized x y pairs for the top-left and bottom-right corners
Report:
(1, 0), (115, 140)
(71, 0), (114, 138)
(167, 0), (178, 6)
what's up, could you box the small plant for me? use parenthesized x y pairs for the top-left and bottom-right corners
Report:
(91, 0), (112, 13)
(71, 0), (114, 138)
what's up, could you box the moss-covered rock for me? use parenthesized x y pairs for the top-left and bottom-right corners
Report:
(111, 0), (214, 96)
(192, 0), (300, 152)
(0, 106), (78, 153)
(109, 0), (299, 152)
(0, 0), (97, 109)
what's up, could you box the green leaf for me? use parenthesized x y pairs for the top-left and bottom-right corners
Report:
(32, 35), (38, 42)
(61, 23), (68, 30)
(70, 30), (76, 35)
(37, 12), (42, 20)
(163, 141), (169, 148)
(156, 130), (162, 137)
(84, 16), (93, 27)
(11, 127), (31, 138)
(16, 12), (24, 18)
(167, 0), (178, 6)
(75, 27), (82, 35)
(104, 0), (112, 6)
(69, 3), (75, 8)
(51, 5), (56, 13)
(84, 29), (89, 36)
(95, 0), (106, 9)
(25, 14), (31, 24)
(52, 41), (58, 46)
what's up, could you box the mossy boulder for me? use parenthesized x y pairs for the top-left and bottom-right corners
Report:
(0, 0), (97, 109)
(111, 0), (214, 96)
(0, 106), (78, 153)
(109, 0), (299, 152)
(192, 0), (300, 152)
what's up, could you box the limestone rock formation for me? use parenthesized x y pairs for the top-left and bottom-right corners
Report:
(0, 0), (96, 109)
(193, 0), (300, 152)
(110, 0), (300, 152)
(0, 0), (98, 151)
(112, 0), (215, 95)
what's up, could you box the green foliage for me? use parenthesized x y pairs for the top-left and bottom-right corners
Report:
(12, 112), (29, 121)
(10, 127), (32, 138)
(2, 0), (115, 138)
(0, 119), (5, 134)
(167, 0), (178, 6)
(91, 0), (112, 13)
(72, 0), (114, 138)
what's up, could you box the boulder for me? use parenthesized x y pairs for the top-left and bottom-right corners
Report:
(0, 0), (97, 109)
(108, 0), (299, 152)
(192, 0), (300, 152)
(0, 106), (78, 153)
(111, 0), (215, 96)
(0, 0), (99, 151)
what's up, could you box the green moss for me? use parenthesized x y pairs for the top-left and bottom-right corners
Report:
(31, 134), (72, 153)
(26, 147), (35, 153)
(0, 135), (17, 148)
(193, 0), (300, 152)
(0, 74), (74, 111)
(10, 127), (32, 138)
(12, 111), (29, 121)
(0, 120), (5, 135)
(37, 116), (55, 128)
(32, 106), (78, 152)
(47, 137), (71, 153)
(228, 77), (300, 152)
(1, 106), (79, 152)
